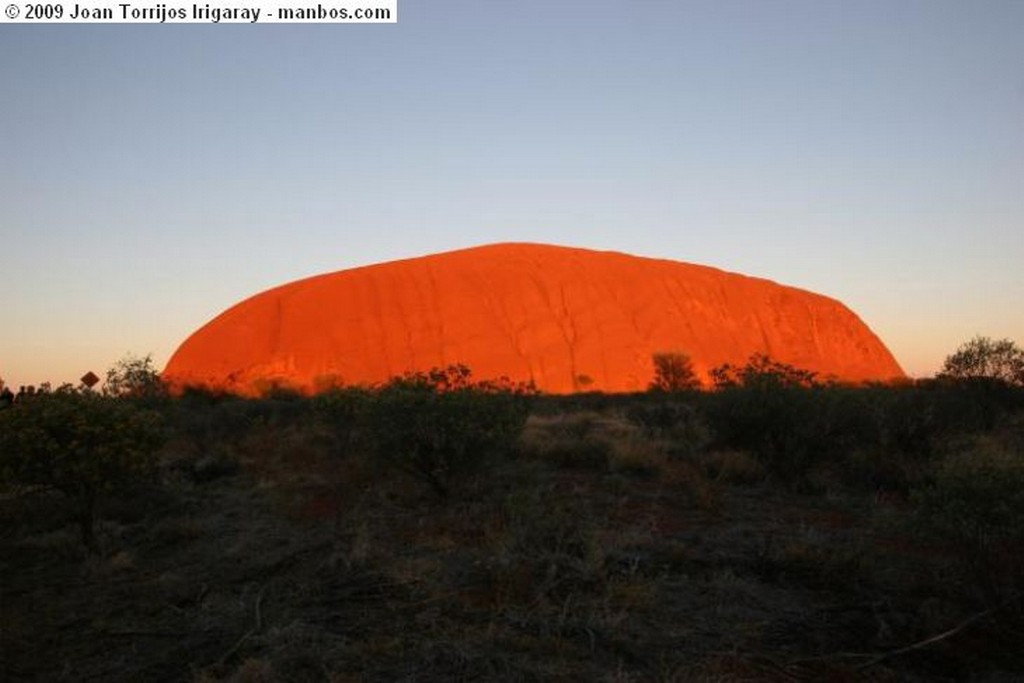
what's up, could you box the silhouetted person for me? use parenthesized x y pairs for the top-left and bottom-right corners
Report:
(0, 386), (13, 409)
(15, 386), (26, 403)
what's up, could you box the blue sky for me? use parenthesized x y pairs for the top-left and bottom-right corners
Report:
(2, 0), (1022, 388)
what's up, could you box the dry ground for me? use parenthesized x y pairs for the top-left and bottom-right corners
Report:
(2, 409), (1021, 682)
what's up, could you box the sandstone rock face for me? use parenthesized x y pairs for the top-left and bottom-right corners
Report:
(163, 243), (905, 394)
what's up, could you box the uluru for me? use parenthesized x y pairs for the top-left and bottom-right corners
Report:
(163, 243), (905, 394)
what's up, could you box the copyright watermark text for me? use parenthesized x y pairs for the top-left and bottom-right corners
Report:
(3, 0), (395, 22)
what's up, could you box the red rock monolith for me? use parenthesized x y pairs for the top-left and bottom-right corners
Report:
(163, 243), (904, 394)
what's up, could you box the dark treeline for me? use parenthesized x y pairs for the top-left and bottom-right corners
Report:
(2, 344), (1024, 681)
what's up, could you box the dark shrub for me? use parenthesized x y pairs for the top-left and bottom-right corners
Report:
(649, 351), (701, 392)
(0, 387), (165, 550)
(939, 336), (1024, 387)
(104, 353), (168, 406)
(365, 366), (533, 498)
(313, 386), (373, 458)
(701, 356), (828, 481)
(704, 384), (829, 481)
(912, 442), (1024, 600)
(625, 398), (710, 459)
(709, 353), (819, 391)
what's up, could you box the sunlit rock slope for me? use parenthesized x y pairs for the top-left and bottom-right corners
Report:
(163, 243), (904, 394)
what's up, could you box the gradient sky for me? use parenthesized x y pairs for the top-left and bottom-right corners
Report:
(2, 0), (1022, 389)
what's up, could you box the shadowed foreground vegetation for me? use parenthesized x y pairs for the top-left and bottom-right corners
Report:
(2, 356), (1024, 682)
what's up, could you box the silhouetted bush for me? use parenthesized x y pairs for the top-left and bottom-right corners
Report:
(0, 387), (165, 550)
(313, 386), (373, 458)
(365, 366), (533, 498)
(912, 441), (1024, 601)
(700, 356), (831, 481)
(939, 336), (1024, 387)
(649, 351), (701, 392)
(168, 390), (312, 460)
(708, 385), (832, 481)
(104, 353), (168, 407)
(866, 380), (1024, 460)
(625, 399), (710, 459)
(709, 353), (819, 391)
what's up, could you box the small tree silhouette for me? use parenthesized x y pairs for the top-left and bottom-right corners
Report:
(939, 336), (1024, 387)
(709, 353), (818, 390)
(104, 354), (167, 400)
(649, 352), (701, 392)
